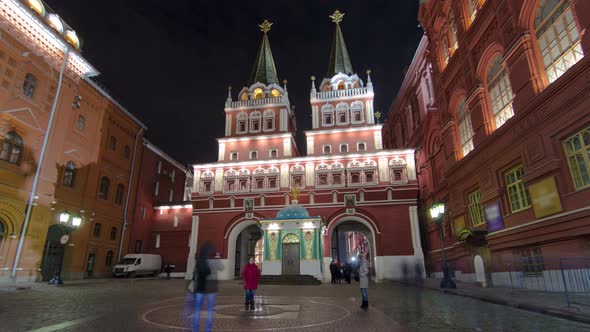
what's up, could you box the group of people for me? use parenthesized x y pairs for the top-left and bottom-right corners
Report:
(188, 243), (369, 331)
(329, 255), (370, 310)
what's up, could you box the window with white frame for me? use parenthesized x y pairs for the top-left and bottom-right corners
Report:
(237, 112), (248, 134)
(457, 98), (474, 157)
(534, 0), (584, 84)
(339, 144), (348, 153)
(252, 168), (266, 190)
(269, 149), (278, 159)
(263, 110), (275, 131)
(250, 151), (258, 160)
(268, 177), (277, 188)
(223, 169), (250, 192)
(389, 159), (408, 183)
(321, 105), (335, 126)
(230, 152), (238, 161)
(254, 177), (264, 190)
(336, 103), (349, 125)
(487, 55), (514, 129)
(357, 142), (366, 152)
(250, 111), (261, 132)
(315, 163), (344, 187)
(200, 172), (214, 193)
(290, 165), (305, 188)
(350, 102), (364, 124)
(347, 160), (378, 186)
(323, 145), (332, 155)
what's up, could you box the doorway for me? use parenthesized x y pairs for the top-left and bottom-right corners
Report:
(234, 225), (262, 278)
(86, 253), (96, 277)
(331, 221), (374, 276)
(40, 225), (67, 281)
(282, 233), (300, 275)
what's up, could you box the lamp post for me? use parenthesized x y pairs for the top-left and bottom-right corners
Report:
(430, 202), (456, 289)
(48, 210), (81, 285)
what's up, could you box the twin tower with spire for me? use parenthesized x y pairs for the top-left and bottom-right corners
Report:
(220, 10), (380, 163)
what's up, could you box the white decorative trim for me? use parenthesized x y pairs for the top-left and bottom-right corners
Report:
(305, 125), (383, 136)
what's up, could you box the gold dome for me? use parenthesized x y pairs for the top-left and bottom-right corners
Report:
(65, 30), (80, 49)
(47, 14), (64, 33)
(25, 0), (45, 16)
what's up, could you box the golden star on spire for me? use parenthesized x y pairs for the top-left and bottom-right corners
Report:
(259, 19), (273, 34)
(330, 10), (345, 24)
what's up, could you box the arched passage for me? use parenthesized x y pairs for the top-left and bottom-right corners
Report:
(225, 219), (260, 280)
(233, 224), (262, 278)
(40, 224), (69, 281)
(330, 220), (376, 277)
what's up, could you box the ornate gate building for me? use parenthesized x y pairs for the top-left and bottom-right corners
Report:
(189, 12), (424, 282)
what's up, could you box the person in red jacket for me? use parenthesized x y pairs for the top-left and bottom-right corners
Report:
(241, 257), (261, 311)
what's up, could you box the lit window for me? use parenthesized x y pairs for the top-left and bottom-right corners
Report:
(323, 145), (331, 155)
(22, 73), (37, 98)
(0, 131), (23, 165)
(534, 0), (584, 84)
(448, 10), (458, 52)
(98, 177), (110, 200)
(468, 190), (486, 226)
(457, 98), (474, 157)
(271, 89), (280, 97)
(357, 142), (366, 151)
(487, 56), (514, 129)
(563, 126), (590, 190)
(63, 161), (76, 187)
(468, 0), (486, 24)
(340, 144), (348, 153)
(505, 165), (531, 213)
(337, 81), (345, 90)
(253, 88), (264, 99)
(240, 92), (249, 101)
(76, 115), (86, 131)
(108, 136), (117, 151)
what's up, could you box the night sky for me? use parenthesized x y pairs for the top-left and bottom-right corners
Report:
(46, 1), (422, 165)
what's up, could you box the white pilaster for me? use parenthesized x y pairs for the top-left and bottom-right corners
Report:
(280, 109), (288, 131)
(193, 170), (201, 192)
(214, 169), (224, 192)
(218, 143), (226, 161)
(374, 130), (383, 150)
(306, 136), (315, 155)
(283, 138), (292, 157)
(312, 105), (319, 129)
(406, 155), (417, 181)
(280, 164), (289, 188)
(185, 215), (199, 279)
(378, 157), (389, 183)
(305, 162), (315, 186)
(365, 100), (374, 124)
(225, 114), (232, 136)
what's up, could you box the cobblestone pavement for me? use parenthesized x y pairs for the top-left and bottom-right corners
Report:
(1, 278), (590, 331)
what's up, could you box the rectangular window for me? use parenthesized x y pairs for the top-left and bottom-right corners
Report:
(357, 142), (366, 151)
(135, 240), (142, 253)
(230, 152), (238, 161)
(563, 126), (590, 190)
(333, 174), (342, 185)
(171, 170), (175, 182)
(110, 227), (117, 241)
(156, 160), (162, 174)
(141, 207), (146, 220)
(323, 145), (331, 155)
(505, 165), (531, 213)
(154, 181), (160, 196)
(270, 149), (278, 159)
(155, 233), (161, 249)
(250, 151), (258, 160)
(174, 214), (179, 228)
(521, 247), (545, 275)
(468, 190), (486, 226)
(76, 115), (86, 131)
(340, 144), (348, 153)
(169, 189), (174, 202)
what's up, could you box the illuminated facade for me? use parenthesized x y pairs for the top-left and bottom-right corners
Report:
(0, 0), (145, 281)
(385, 0), (590, 285)
(190, 13), (424, 282)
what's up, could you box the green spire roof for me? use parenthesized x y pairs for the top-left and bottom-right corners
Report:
(327, 10), (354, 77)
(248, 20), (279, 86)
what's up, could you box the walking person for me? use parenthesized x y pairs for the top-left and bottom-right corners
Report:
(191, 242), (218, 332)
(241, 257), (261, 311)
(358, 254), (369, 310)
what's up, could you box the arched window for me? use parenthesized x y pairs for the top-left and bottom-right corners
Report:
(253, 88), (264, 99)
(98, 176), (110, 200)
(63, 161), (76, 187)
(236, 112), (248, 134)
(0, 131), (23, 165)
(487, 55), (514, 129)
(337, 81), (345, 90)
(270, 89), (280, 97)
(440, 26), (451, 66)
(263, 110), (275, 131)
(240, 92), (249, 101)
(323, 145), (332, 155)
(115, 184), (124, 205)
(534, 0), (584, 84)
(467, 0), (486, 24)
(0, 219), (6, 248)
(457, 98), (474, 157)
(269, 149), (278, 159)
(250, 111), (261, 132)
(108, 136), (117, 151)
(123, 145), (131, 159)
(105, 250), (114, 266)
(321, 105), (335, 126)
(93, 222), (102, 238)
(351, 102), (364, 123)
(448, 10), (458, 52)
(22, 73), (37, 98)
(336, 103), (349, 125)
(110, 227), (117, 240)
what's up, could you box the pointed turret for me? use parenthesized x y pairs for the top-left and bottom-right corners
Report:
(327, 10), (354, 77)
(248, 20), (279, 86)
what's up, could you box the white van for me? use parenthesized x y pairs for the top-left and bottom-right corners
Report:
(112, 254), (161, 277)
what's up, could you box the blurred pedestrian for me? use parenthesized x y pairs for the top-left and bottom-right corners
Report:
(242, 257), (261, 311)
(191, 242), (218, 332)
(329, 259), (337, 284)
(344, 263), (351, 284)
(358, 254), (369, 310)
(165, 264), (172, 280)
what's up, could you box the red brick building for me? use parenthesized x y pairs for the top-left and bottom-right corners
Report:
(126, 140), (192, 275)
(190, 14), (424, 282)
(385, 0), (590, 286)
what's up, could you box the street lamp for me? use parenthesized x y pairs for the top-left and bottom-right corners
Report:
(59, 211), (71, 223)
(430, 202), (456, 289)
(72, 215), (82, 227)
